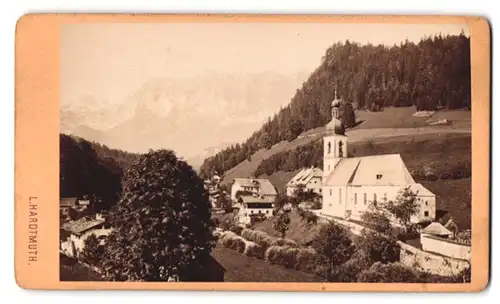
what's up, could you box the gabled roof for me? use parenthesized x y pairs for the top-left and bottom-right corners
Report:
(60, 197), (78, 208)
(239, 195), (276, 204)
(421, 222), (453, 236)
(444, 217), (460, 231)
(286, 167), (323, 187)
(233, 178), (277, 196)
(62, 217), (106, 235)
(324, 154), (416, 186)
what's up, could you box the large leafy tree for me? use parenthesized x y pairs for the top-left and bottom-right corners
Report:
(355, 230), (400, 264)
(385, 187), (420, 229)
(311, 221), (356, 281)
(100, 149), (216, 282)
(79, 234), (104, 268)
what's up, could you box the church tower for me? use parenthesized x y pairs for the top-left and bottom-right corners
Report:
(323, 89), (348, 178)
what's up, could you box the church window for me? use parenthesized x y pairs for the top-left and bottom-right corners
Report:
(354, 193), (357, 205)
(339, 141), (344, 156)
(328, 142), (331, 154)
(425, 201), (428, 206)
(319, 188), (322, 193)
(364, 193), (367, 204)
(328, 164), (330, 172)
(339, 189), (342, 204)
(329, 189), (332, 196)
(384, 193), (387, 201)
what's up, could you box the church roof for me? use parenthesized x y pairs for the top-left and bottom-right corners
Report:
(286, 167), (323, 187)
(408, 183), (435, 197)
(325, 118), (346, 135)
(324, 154), (417, 186)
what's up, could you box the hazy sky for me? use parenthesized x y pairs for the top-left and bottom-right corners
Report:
(61, 22), (468, 107)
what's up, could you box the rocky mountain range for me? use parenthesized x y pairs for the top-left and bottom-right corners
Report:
(61, 71), (308, 169)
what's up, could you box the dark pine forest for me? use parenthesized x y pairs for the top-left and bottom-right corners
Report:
(199, 34), (471, 179)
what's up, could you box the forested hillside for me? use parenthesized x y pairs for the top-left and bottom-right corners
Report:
(199, 34), (471, 179)
(60, 134), (140, 210)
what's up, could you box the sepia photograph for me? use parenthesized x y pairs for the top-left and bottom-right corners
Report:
(58, 21), (472, 284)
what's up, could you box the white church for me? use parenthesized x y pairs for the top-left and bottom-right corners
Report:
(321, 92), (436, 224)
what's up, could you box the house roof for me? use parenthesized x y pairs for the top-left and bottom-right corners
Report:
(239, 195), (276, 204)
(63, 217), (106, 235)
(444, 217), (460, 230)
(421, 222), (453, 236)
(324, 154), (416, 186)
(60, 197), (78, 208)
(233, 178), (277, 196)
(286, 167), (323, 187)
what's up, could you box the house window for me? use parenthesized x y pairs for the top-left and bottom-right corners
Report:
(376, 174), (383, 180)
(354, 193), (357, 205)
(424, 211), (429, 217)
(258, 210), (262, 214)
(373, 193), (377, 202)
(266, 210), (269, 214)
(319, 188), (322, 193)
(364, 193), (367, 205)
(251, 210), (254, 214)
(329, 189), (332, 196)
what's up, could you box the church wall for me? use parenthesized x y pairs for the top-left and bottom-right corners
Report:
(413, 195), (436, 222)
(343, 186), (435, 223)
(321, 186), (348, 218)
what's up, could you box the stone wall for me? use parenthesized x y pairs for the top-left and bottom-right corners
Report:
(420, 234), (471, 260)
(398, 241), (470, 276)
(315, 211), (470, 277)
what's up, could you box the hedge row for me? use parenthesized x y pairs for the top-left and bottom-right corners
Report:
(218, 230), (317, 273)
(240, 228), (298, 251)
(265, 245), (317, 273)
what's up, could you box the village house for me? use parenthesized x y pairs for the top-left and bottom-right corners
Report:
(285, 167), (323, 197)
(321, 91), (436, 224)
(236, 194), (276, 225)
(60, 213), (113, 258)
(419, 221), (471, 260)
(230, 178), (278, 202)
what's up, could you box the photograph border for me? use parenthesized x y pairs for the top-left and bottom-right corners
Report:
(14, 13), (490, 292)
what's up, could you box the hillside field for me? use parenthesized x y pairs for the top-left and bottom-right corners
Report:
(220, 107), (471, 186)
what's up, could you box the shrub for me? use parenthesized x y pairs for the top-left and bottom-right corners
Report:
(243, 241), (265, 259)
(357, 262), (420, 283)
(294, 247), (318, 273)
(270, 238), (298, 248)
(211, 217), (221, 228)
(229, 225), (244, 236)
(221, 233), (246, 253)
(357, 230), (400, 264)
(241, 229), (274, 249)
(265, 246), (298, 268)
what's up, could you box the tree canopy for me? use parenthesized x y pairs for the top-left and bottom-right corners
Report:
(60, 134), (127, 211)
(199, 34), (471, 179)
(100, 149), (215, 282)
